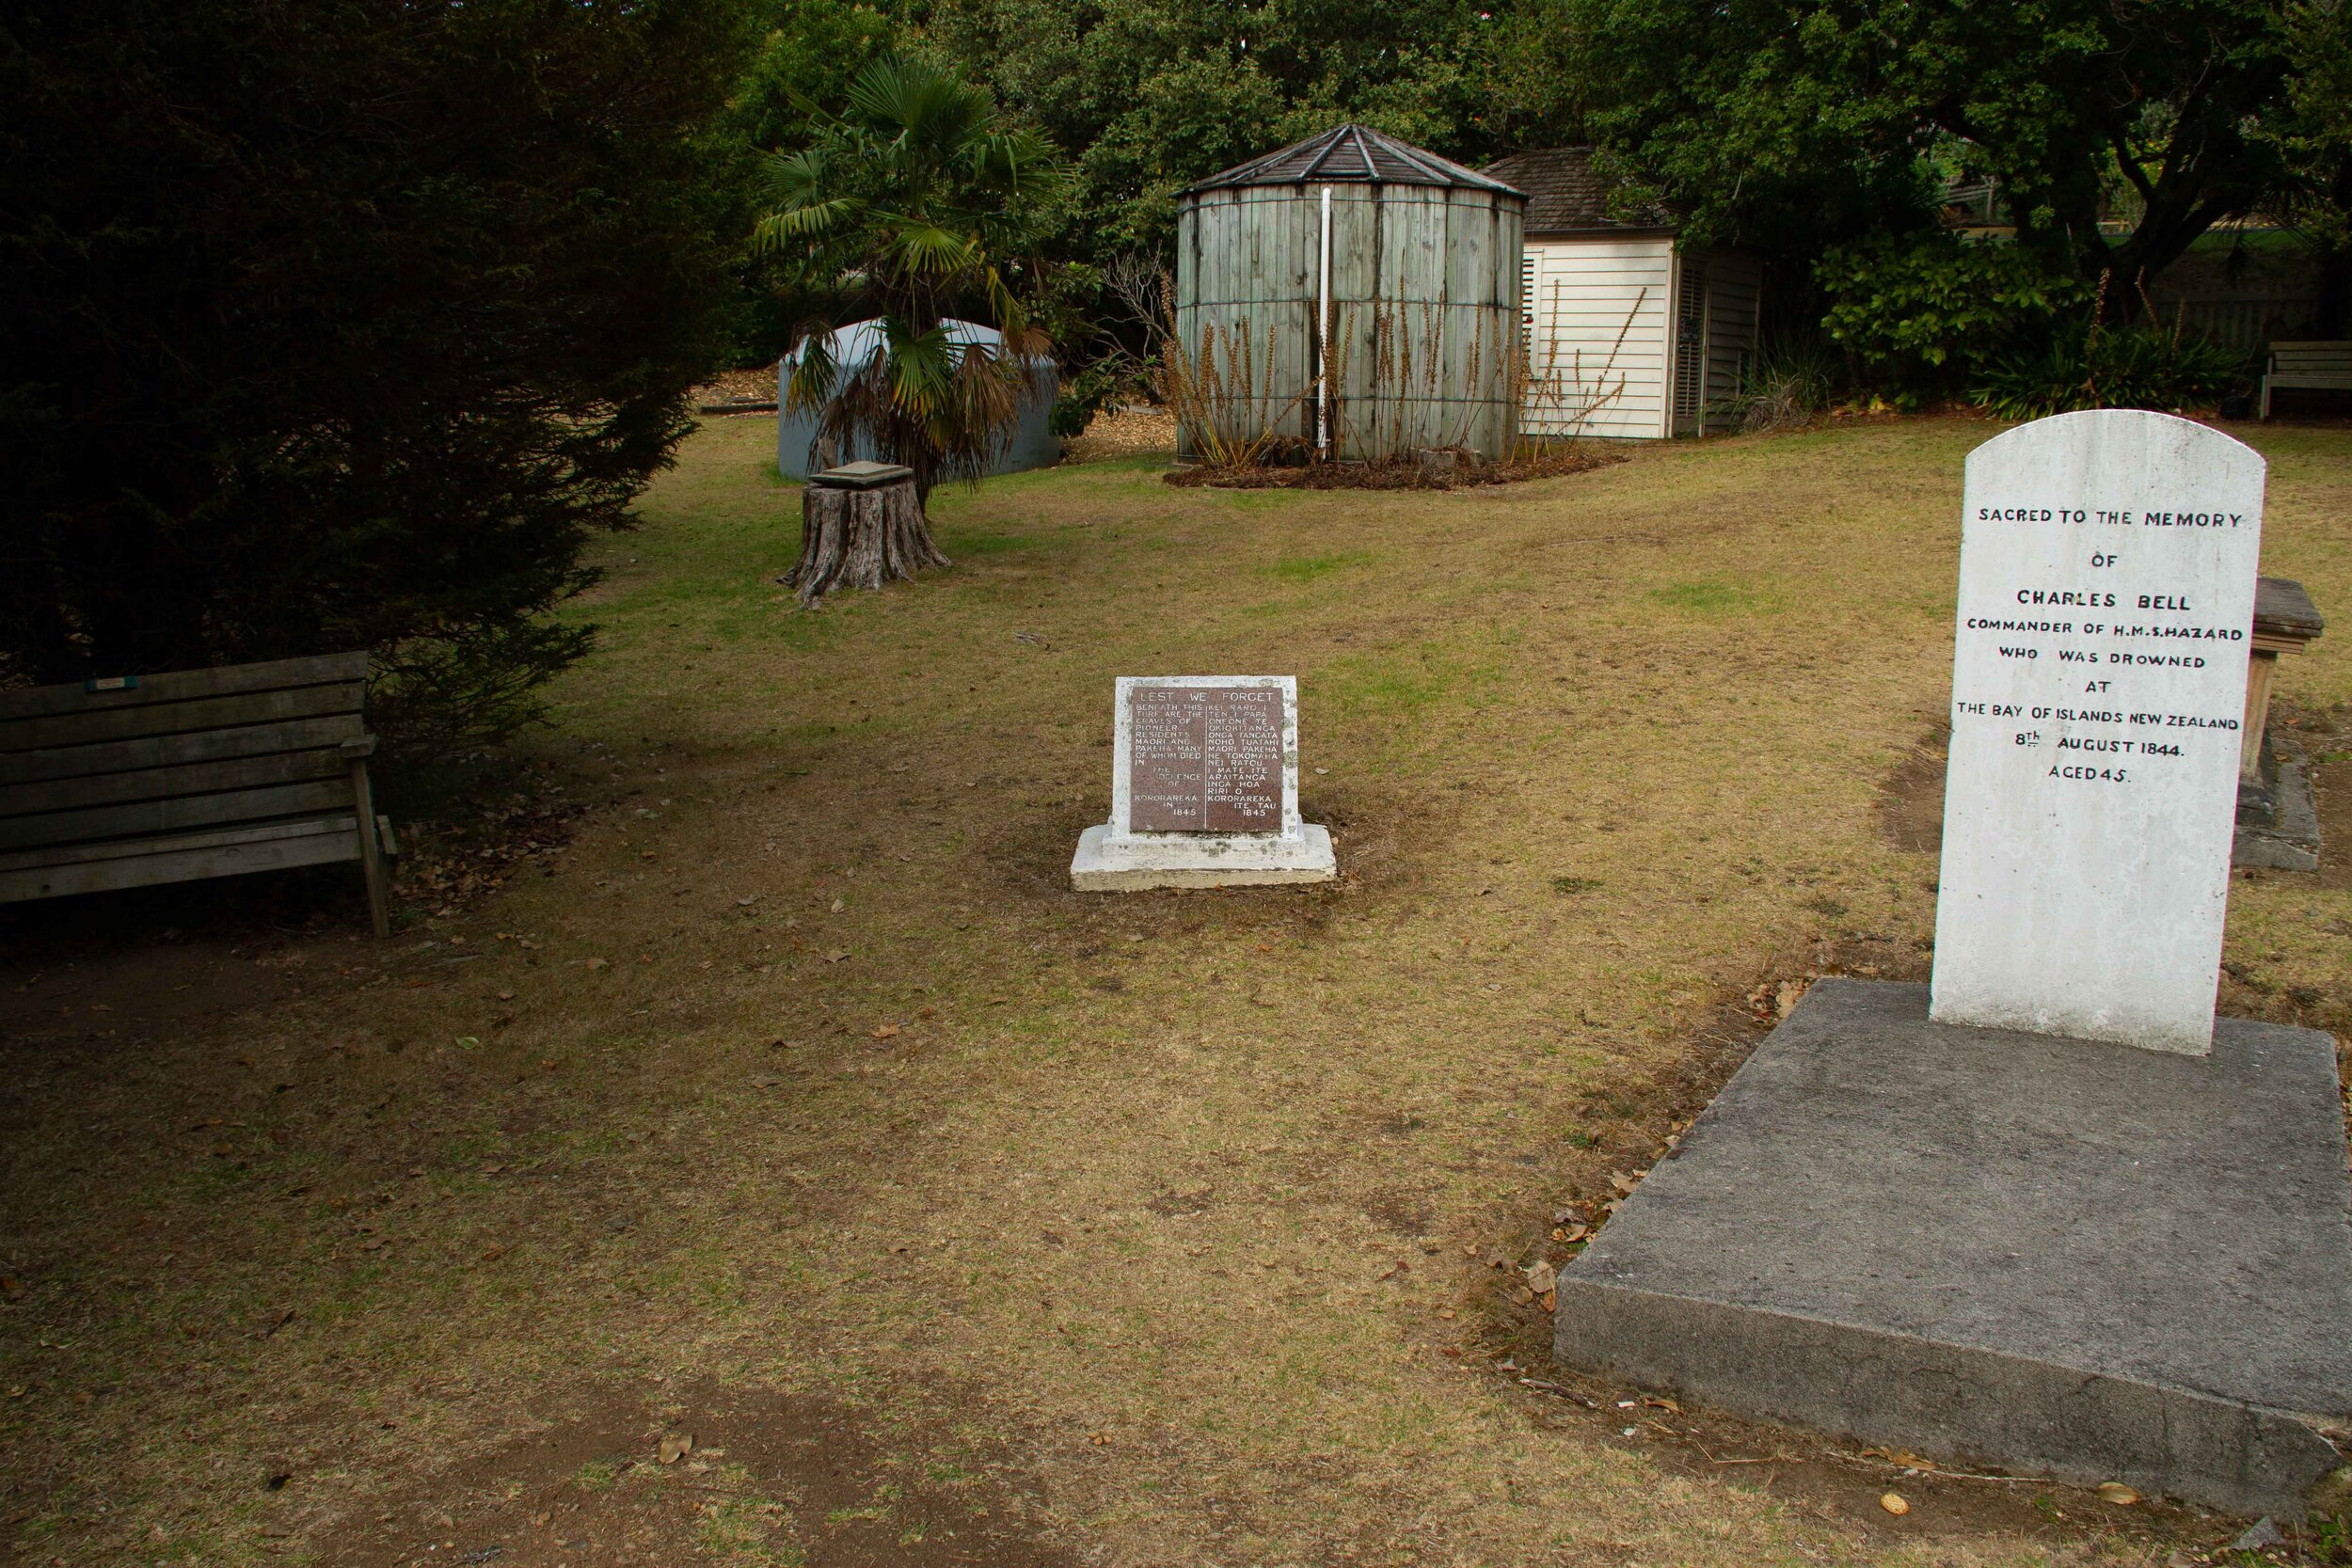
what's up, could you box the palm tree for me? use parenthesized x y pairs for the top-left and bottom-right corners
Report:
(754, 56), (1065, 506)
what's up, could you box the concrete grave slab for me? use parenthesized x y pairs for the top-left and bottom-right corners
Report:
(1552, 979), (2352, 1518)
(2234, 736), (2321, 871)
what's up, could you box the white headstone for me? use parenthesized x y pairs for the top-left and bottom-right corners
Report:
(1070, 675), (1337, 891)
(1931, 411), (2264, 1054)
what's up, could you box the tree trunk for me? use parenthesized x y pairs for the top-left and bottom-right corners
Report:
(787, 475), (947, 608)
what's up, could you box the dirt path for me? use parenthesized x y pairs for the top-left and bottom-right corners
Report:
(4, 417), (2348, 1567)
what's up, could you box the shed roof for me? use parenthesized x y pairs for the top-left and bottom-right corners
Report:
(1481, 147), (1674, 234)
(1181, 124), (1523, 197)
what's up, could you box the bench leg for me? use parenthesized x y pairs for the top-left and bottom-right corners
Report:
(348, 760), (391, 938)
(2259, 375), (2271, 420)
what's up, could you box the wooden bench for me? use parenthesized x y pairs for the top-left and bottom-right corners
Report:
(0, 653), (395, 935)
(2260, 341), (2352, 418)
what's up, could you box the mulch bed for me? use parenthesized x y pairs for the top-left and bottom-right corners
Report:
(691, 365), (781, 413)
(1166, 447), (1627, 490)
(1062, 405), (1178, 462)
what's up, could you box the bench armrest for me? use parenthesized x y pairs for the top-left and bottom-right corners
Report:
(339, 736), (379, 760)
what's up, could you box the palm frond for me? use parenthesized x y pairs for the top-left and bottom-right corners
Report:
(783, 327), (842, 418)
(754, 53), (1064, 500)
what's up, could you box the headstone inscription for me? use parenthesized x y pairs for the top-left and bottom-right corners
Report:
(1127, 684), (1283, 832)
(1070, 676), (1337, 891)
(1930, 410), (2265, 1054)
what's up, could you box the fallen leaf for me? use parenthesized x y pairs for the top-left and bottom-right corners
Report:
(497, 990), (515, 1002)
(1435, 1307), (1456, 1320)
(584, 958), (609, 972)
(1524, 1261), (1557, 1293)
(824, 949), (850, 963)
(829, 897), (845, 913)
(872, 1023), (900, 1039)
(737, 895), (756, 907)
(2096, 1482), (2139, 1506)
(1642, 1396), (1681, 1413)
(657, 1432), (694, 1464)
(1880, 1493), (1910, 1516)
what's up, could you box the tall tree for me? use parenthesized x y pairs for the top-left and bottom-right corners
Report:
(917, 0), (1505, 257)
(0, 0), (748, 751)
(755, 55), (1067, 501)
(1553, 0), (2302, 296)
(2275, 0), (2352, 333)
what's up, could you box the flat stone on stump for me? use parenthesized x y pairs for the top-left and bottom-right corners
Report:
(808, 460), (914, 489)
(1552, 979), (2352, 1518)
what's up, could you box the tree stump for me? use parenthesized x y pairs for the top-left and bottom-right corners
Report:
(787, 463), (948, 608)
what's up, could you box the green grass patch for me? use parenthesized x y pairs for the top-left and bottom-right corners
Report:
(1649, 578), (1765, 614)
(1263, 551), (1374, 582)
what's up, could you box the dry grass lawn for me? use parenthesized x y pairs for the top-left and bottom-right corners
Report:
(4, 412), (2350, 1568)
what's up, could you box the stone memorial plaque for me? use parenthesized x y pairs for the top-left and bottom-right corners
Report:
(1931, 410), (2265, 1053)
(1071, 675), (1334, 890)
(1127, 685), (1283, 832)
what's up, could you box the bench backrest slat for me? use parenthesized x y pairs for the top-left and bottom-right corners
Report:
(0, 714), (364, 785)
(0, 653), (370, 722)
(2269, 341), (2352, 369)
(0, 748), (348, 819)
(0, 779), (356, 854)
(0, 679), (364, 754)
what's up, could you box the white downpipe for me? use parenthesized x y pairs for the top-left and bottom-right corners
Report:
(1317, 185), (1332, 458)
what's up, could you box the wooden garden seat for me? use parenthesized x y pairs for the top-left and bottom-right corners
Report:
(2260, 341), (2352, 418)
(0, 653), (395, 935)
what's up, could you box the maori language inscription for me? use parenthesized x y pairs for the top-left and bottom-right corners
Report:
(1128, 685), (1283, 832)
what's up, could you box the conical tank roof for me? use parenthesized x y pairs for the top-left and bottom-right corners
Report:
(1179, 123), (1524, 197)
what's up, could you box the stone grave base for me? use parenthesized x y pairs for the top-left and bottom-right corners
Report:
(2234, 736), (2322, 872)
(1553, 979), (2352, 1518)
(1069, 824), (1335, 892)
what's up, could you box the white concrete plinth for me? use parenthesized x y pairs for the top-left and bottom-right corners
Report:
(1070, 823), (1335, 892)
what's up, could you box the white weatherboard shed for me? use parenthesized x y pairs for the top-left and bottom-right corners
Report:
(1485, 148), (1761, 439)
